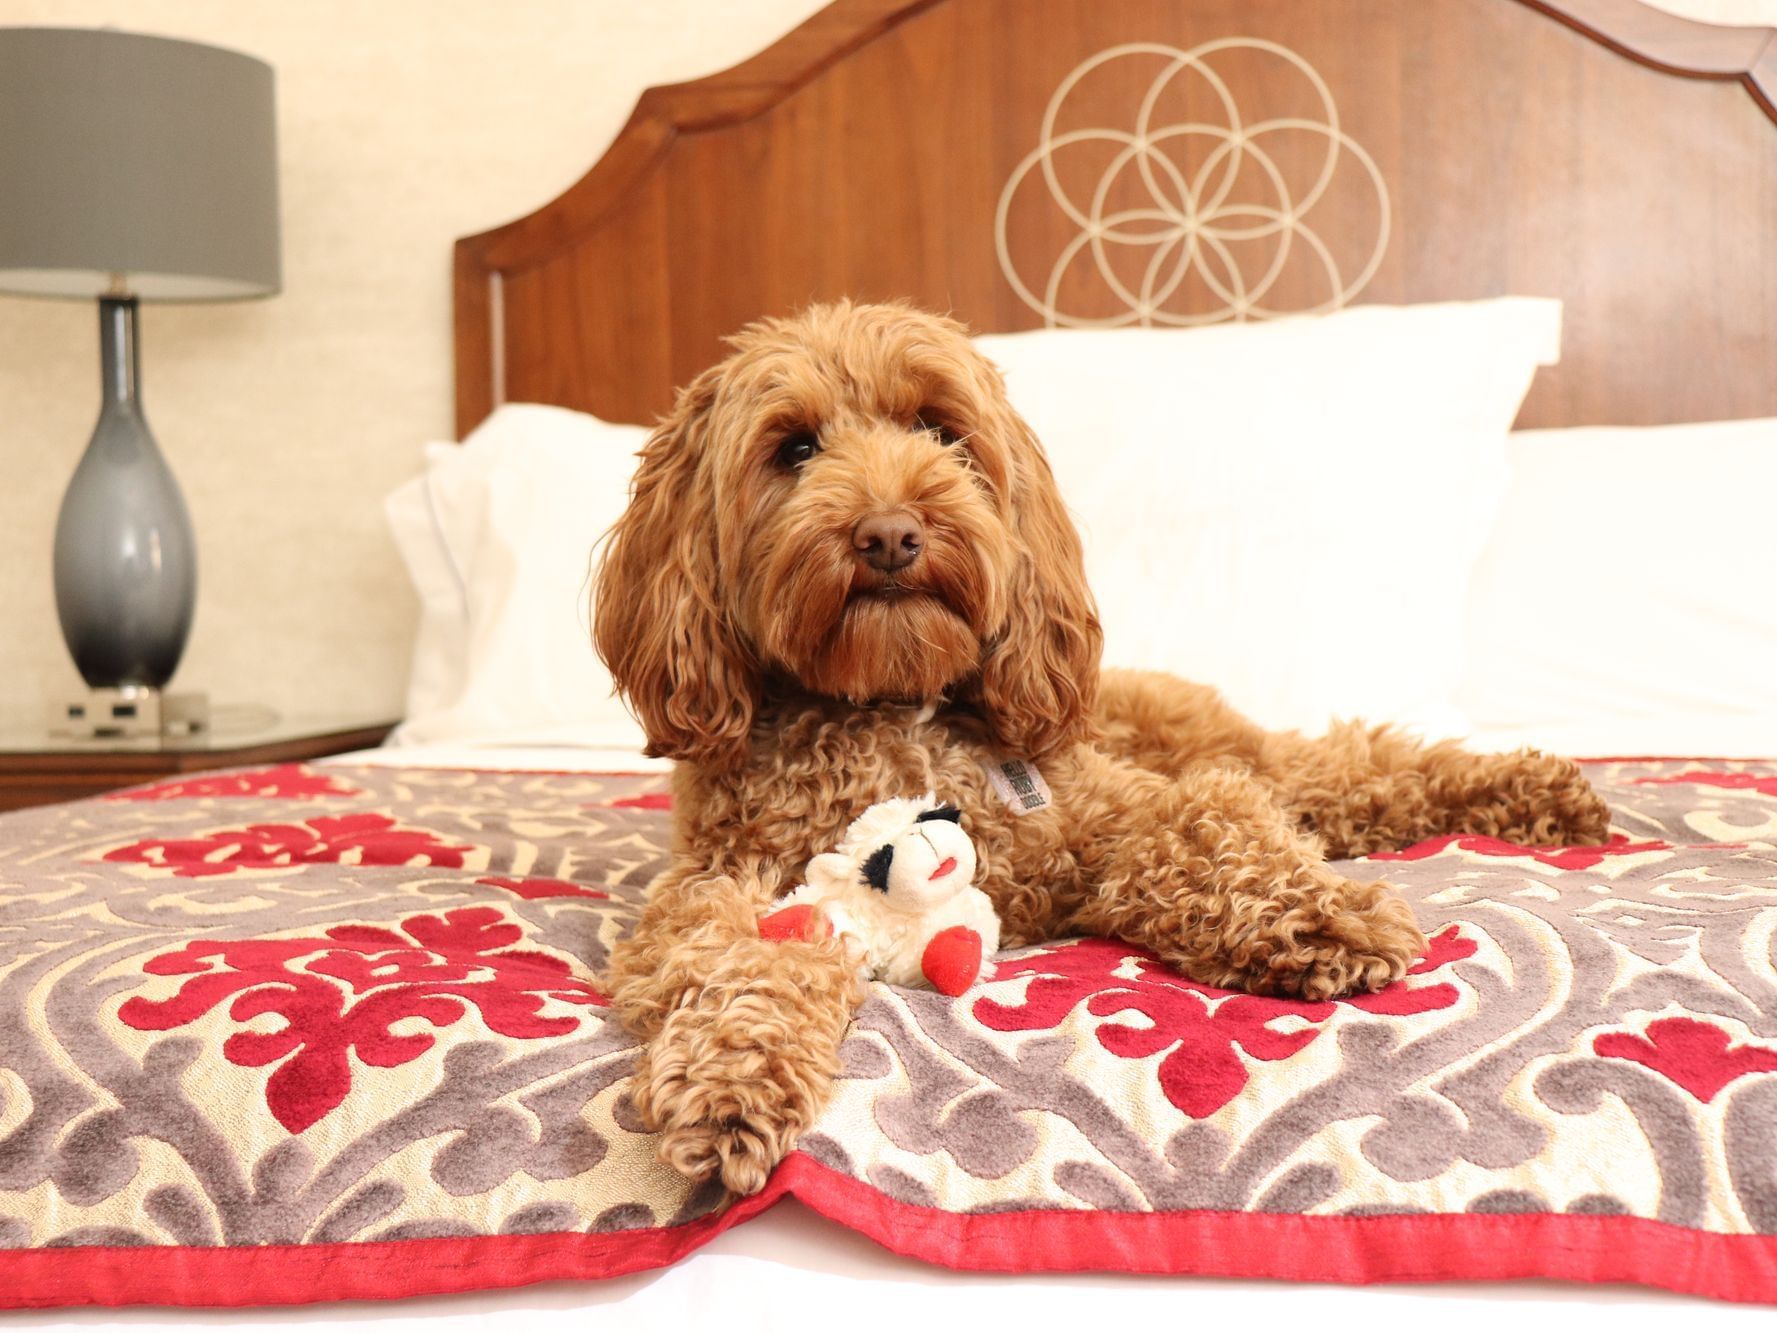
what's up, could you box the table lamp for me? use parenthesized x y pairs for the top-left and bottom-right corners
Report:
(0, 27), (279, 737)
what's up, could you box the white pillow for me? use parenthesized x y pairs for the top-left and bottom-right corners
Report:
(384, 459), (471, 726)
(383, 404), (649, 750)
(1459, 417), (1777, 758)
(977, 298), (1562, 735)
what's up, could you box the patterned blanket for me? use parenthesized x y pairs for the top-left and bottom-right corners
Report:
(2, 758), (1775, 1307)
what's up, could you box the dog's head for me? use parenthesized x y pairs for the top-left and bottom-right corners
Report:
(594, 301), (1101, 768)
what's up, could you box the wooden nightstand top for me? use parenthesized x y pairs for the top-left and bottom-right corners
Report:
(0, 713), (398, 813)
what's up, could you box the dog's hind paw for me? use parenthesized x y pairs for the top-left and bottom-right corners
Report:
(1444, 750), (1614, 848)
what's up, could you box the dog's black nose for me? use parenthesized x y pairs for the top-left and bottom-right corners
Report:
(853, 511), (924, 573)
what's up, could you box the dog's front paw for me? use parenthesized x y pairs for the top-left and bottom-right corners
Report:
(634, 1072), (786, 1197)
(629, 982), (847, 1195)
(1251, 873), (1426, 1002)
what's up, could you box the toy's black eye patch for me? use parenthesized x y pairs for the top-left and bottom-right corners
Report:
(860, 844), (894, 892)
(915, 805), (962, 824)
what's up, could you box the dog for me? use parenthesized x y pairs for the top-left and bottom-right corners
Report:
(593, 300), (1611, 1196)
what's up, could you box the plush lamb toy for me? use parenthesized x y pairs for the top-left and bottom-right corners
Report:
(758, 795), (1000, 996)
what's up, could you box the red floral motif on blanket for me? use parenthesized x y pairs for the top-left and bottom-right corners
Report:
(118, 907), (606, 1132)
(101, 813), (472, 878)
(1594, 1017), (1777, 1102)
(1633, 770), (1777, 800)
(594, 792), (674, 812)
(476, 875), (609, 901)
(1369, 833), (1670, 871)
(108, 764), (363, 802)
(975, 927), (1475, 1118)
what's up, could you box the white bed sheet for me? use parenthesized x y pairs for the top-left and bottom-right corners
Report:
(330, 742), (674, 774)
(338, 715), (1765, 787)
(1465, 719), (1777, 761)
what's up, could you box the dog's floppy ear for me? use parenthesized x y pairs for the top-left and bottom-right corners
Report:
(972, 416), (1102, 759)
(593, 371), (759, 767)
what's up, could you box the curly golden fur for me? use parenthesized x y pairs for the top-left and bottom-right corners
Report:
(594, 301), (1612, 1195)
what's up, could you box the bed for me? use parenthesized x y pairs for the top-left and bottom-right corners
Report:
(6, 0), (1777, 1322)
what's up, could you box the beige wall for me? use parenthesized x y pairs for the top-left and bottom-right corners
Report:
(0, 0), (1770, 728)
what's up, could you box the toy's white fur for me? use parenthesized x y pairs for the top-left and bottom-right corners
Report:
(778, 794), (1000, 989)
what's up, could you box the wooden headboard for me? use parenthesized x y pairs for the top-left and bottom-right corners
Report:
(453, 0), (1777, 436)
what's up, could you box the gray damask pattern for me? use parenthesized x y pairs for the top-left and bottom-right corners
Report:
(1, 758), (1774, 1301)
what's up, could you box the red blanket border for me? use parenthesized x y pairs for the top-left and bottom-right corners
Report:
(5, 1152), (1776, 1308)
(780, 1155), (1777, 1302)
(0, 1182), (783, 1309)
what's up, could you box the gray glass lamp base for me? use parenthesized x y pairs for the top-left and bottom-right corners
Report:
(52, 297), (197, 690)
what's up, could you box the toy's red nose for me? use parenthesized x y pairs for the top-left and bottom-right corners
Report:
(930, 857), (957, 881)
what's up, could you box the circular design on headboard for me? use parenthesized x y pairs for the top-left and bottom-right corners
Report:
(995, 39), (1391, 328)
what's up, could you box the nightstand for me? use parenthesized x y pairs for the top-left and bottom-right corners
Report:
(0, 711), (398, 813)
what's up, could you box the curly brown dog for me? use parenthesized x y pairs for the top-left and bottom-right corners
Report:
(593, 300), (1611, 1196)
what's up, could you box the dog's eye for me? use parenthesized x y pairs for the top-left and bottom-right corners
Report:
(913, 410), (963, 446)
(775, 432), (820, 470)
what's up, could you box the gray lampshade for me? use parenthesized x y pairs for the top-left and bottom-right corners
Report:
(0, 27), (280, 301)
